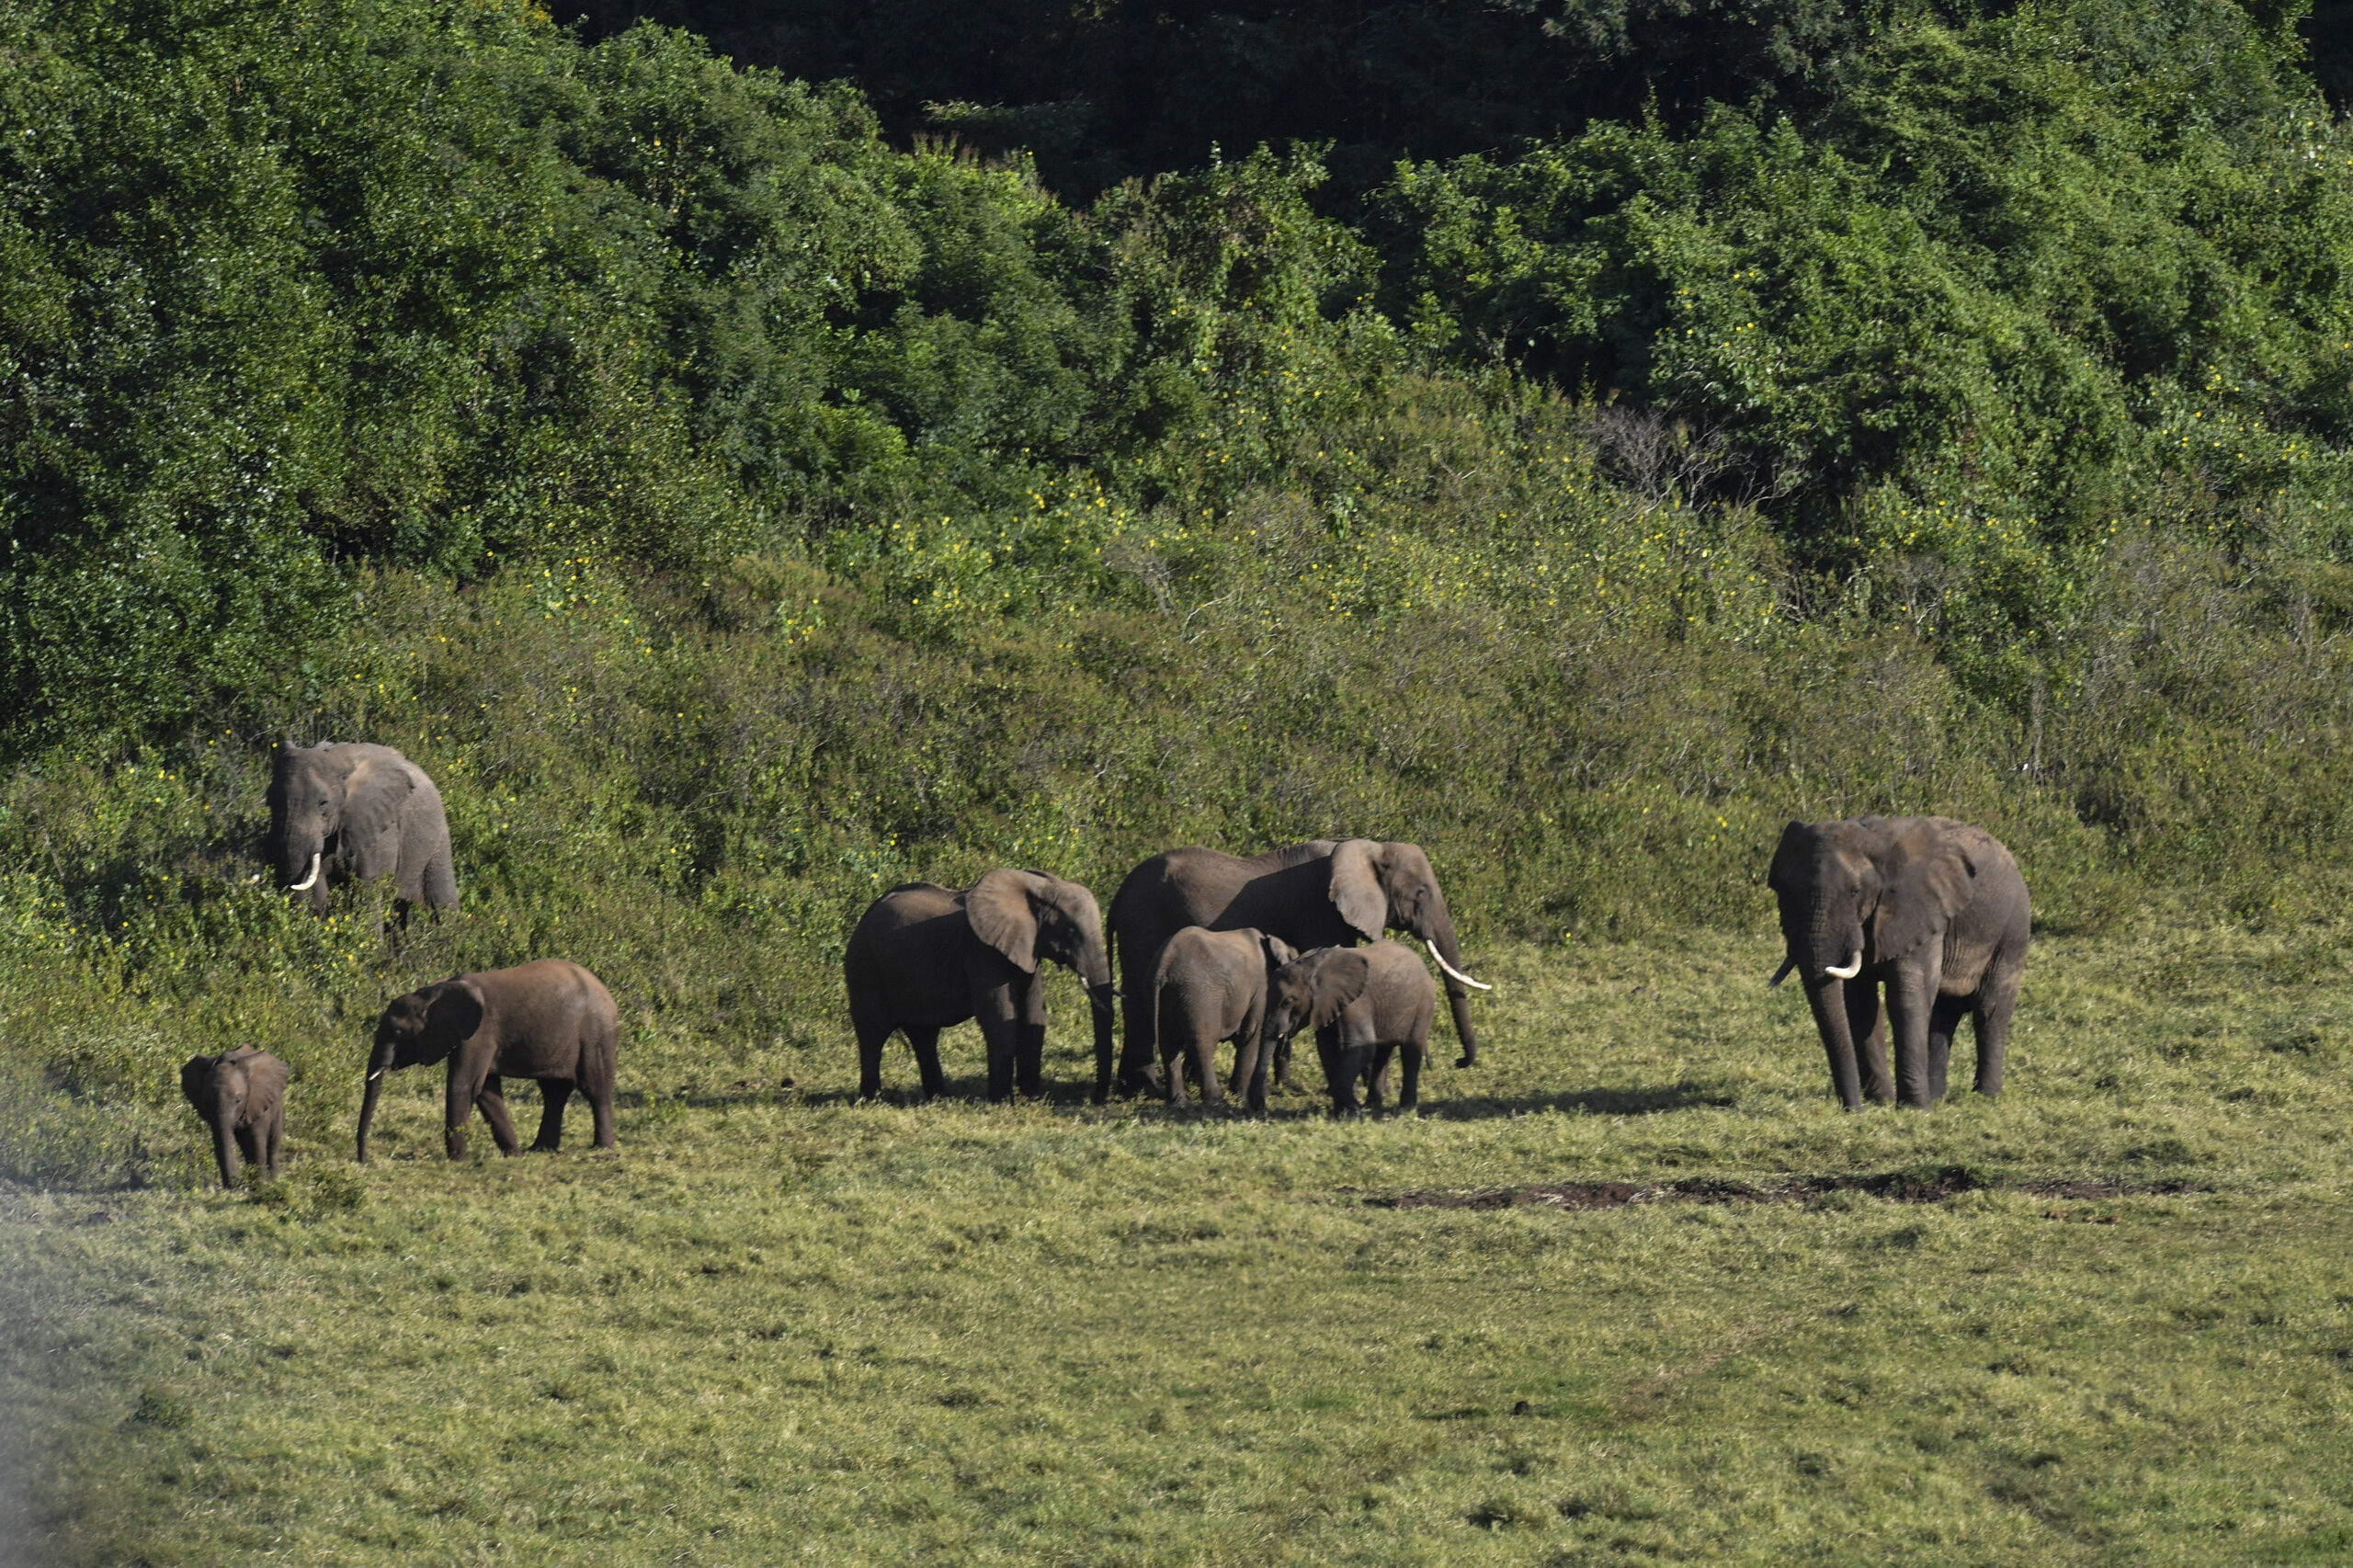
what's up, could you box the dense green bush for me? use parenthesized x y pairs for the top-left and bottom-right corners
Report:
(1375, 0), (2353, 540)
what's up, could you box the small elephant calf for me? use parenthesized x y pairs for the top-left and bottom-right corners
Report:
(1150, 926), (1298, 1109)
(1263, 940), (1437, 1113)
(180, 1047), (289, 1188)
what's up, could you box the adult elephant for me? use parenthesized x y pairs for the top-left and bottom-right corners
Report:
(358, 959), (619, 1161)
(1107, 839), (1490, 1099)
(845, 869), (1117, 1103)
(1767, 815), (2029, 1110)
(265, 739), (457, 915)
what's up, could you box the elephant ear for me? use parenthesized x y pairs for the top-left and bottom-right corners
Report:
(1872, 835), (1978, 960)
(179, 1055), (214, 1109)
(1765, 821), (1811, 893)
(245, 1052), (289, 1118)
(1260, 931), (1298, 969)
(966, 869), (1045, 973)
(341, 753), (415, 852)
(1326, 840), (1388, 941)
(414, 981), (485, 1067)
(1307, 949), (1374, 1029)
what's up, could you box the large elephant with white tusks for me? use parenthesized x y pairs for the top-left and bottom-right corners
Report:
(1766, 815), (2030, 1110)
(265, 739), (457, 915)
(1107, 839), (1490, 1099)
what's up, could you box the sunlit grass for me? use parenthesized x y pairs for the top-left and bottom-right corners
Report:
(5, 921), (2349, 1564)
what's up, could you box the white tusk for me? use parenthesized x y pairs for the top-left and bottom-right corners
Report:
(1426, 938), (1494, 992)
(289, 852), (321, 892)
(367, 1068), (385, 1082)
(244, 872), (261, 885)
(1824, 950), (1863, 980)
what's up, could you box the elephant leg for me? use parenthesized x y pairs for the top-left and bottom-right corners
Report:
(589, 1079), (617, 1149)
(444, 1063), (480, 1160)
(1119, 976), (1162, 1096)
(974, 983), (1023, 1103)
(1884, 970), (1939, 1109)
(575, 1046), (618, 1150)
(1925, 995), (1969, 1103)
(1192, 1028), (1226, 1107)
(1015, 973), (1048, 1099)
(1847, 981), (1893, 1104)
(265, 1107), (284, 1179)
(1398, 1041), (1424, 1109)
(852, 1010), (894, 1100)
(1319, 1027), (1369, 1114)
(1362, 1042), (1395, 1111)
(1229, 1001), (1267, 1111)
(1971, 958), (2024, 1097)
(1156, 1028), (1185, 1106)
(1274, 1032), (1298, 1091)
(904, 1028), (947, 1099)
(532, 1080), (573, 1152)
(235, 1123), (267, 1178)
(476, 1074), (525, 1155)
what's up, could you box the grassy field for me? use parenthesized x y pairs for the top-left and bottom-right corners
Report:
(4, 915), (2351, 1566)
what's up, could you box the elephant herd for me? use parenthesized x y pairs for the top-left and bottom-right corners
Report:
(842, 837), (1494, 1114)
(178, 739), (2034, 1189)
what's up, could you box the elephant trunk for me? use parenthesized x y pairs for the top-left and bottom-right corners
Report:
(355, 1042), (394, 1162)
(1416, 905), (1483, 1067)
(1088, 983), (1118, 1106)
(210, 1114), (242, 1189)
(1804, 973), (1867, 1112)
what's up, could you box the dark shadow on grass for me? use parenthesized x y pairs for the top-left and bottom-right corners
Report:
(1411, 1081), (1735, 1120)
(612, 1076), (1733, 1119)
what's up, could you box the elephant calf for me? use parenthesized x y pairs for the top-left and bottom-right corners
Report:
(845, 869), (1116, 1102)
(358, 960), (619, 1161)
(180, 1047), (289, 1188)
(1263, 940), (1438, 1114)
(1150, 926), (1298, 1109)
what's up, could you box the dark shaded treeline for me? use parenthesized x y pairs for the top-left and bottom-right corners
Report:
(566, 0), (2351, 200)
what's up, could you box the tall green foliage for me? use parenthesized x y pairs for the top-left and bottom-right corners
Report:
(0, 1), (1395, 746)
(1375, 0), (2353, 537)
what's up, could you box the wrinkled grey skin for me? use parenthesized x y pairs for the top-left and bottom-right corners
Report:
(1149, 926), (1298, 1110)
(845, 869), (1116, 1103)
(267, 740), (457, 915)
(1262, 940), (1438, 1114)
(1108, 840), (1484, 1099)
(1767, 815), (2031, 1110)
(358, 959), (619, 1161)
(180, 1047), (289, 1188)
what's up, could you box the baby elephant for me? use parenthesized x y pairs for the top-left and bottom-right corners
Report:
(180, 1047), (289, 1188)
(1151, 926), (1299, 1109)
(358, 959), (619, 1161)
(1263, 940), (1438, 1113)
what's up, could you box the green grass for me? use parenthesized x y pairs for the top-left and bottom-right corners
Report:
(5, 916), (2351, 1564)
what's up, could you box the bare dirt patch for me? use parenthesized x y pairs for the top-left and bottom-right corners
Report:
(1366, 1169), (2203, 1211)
